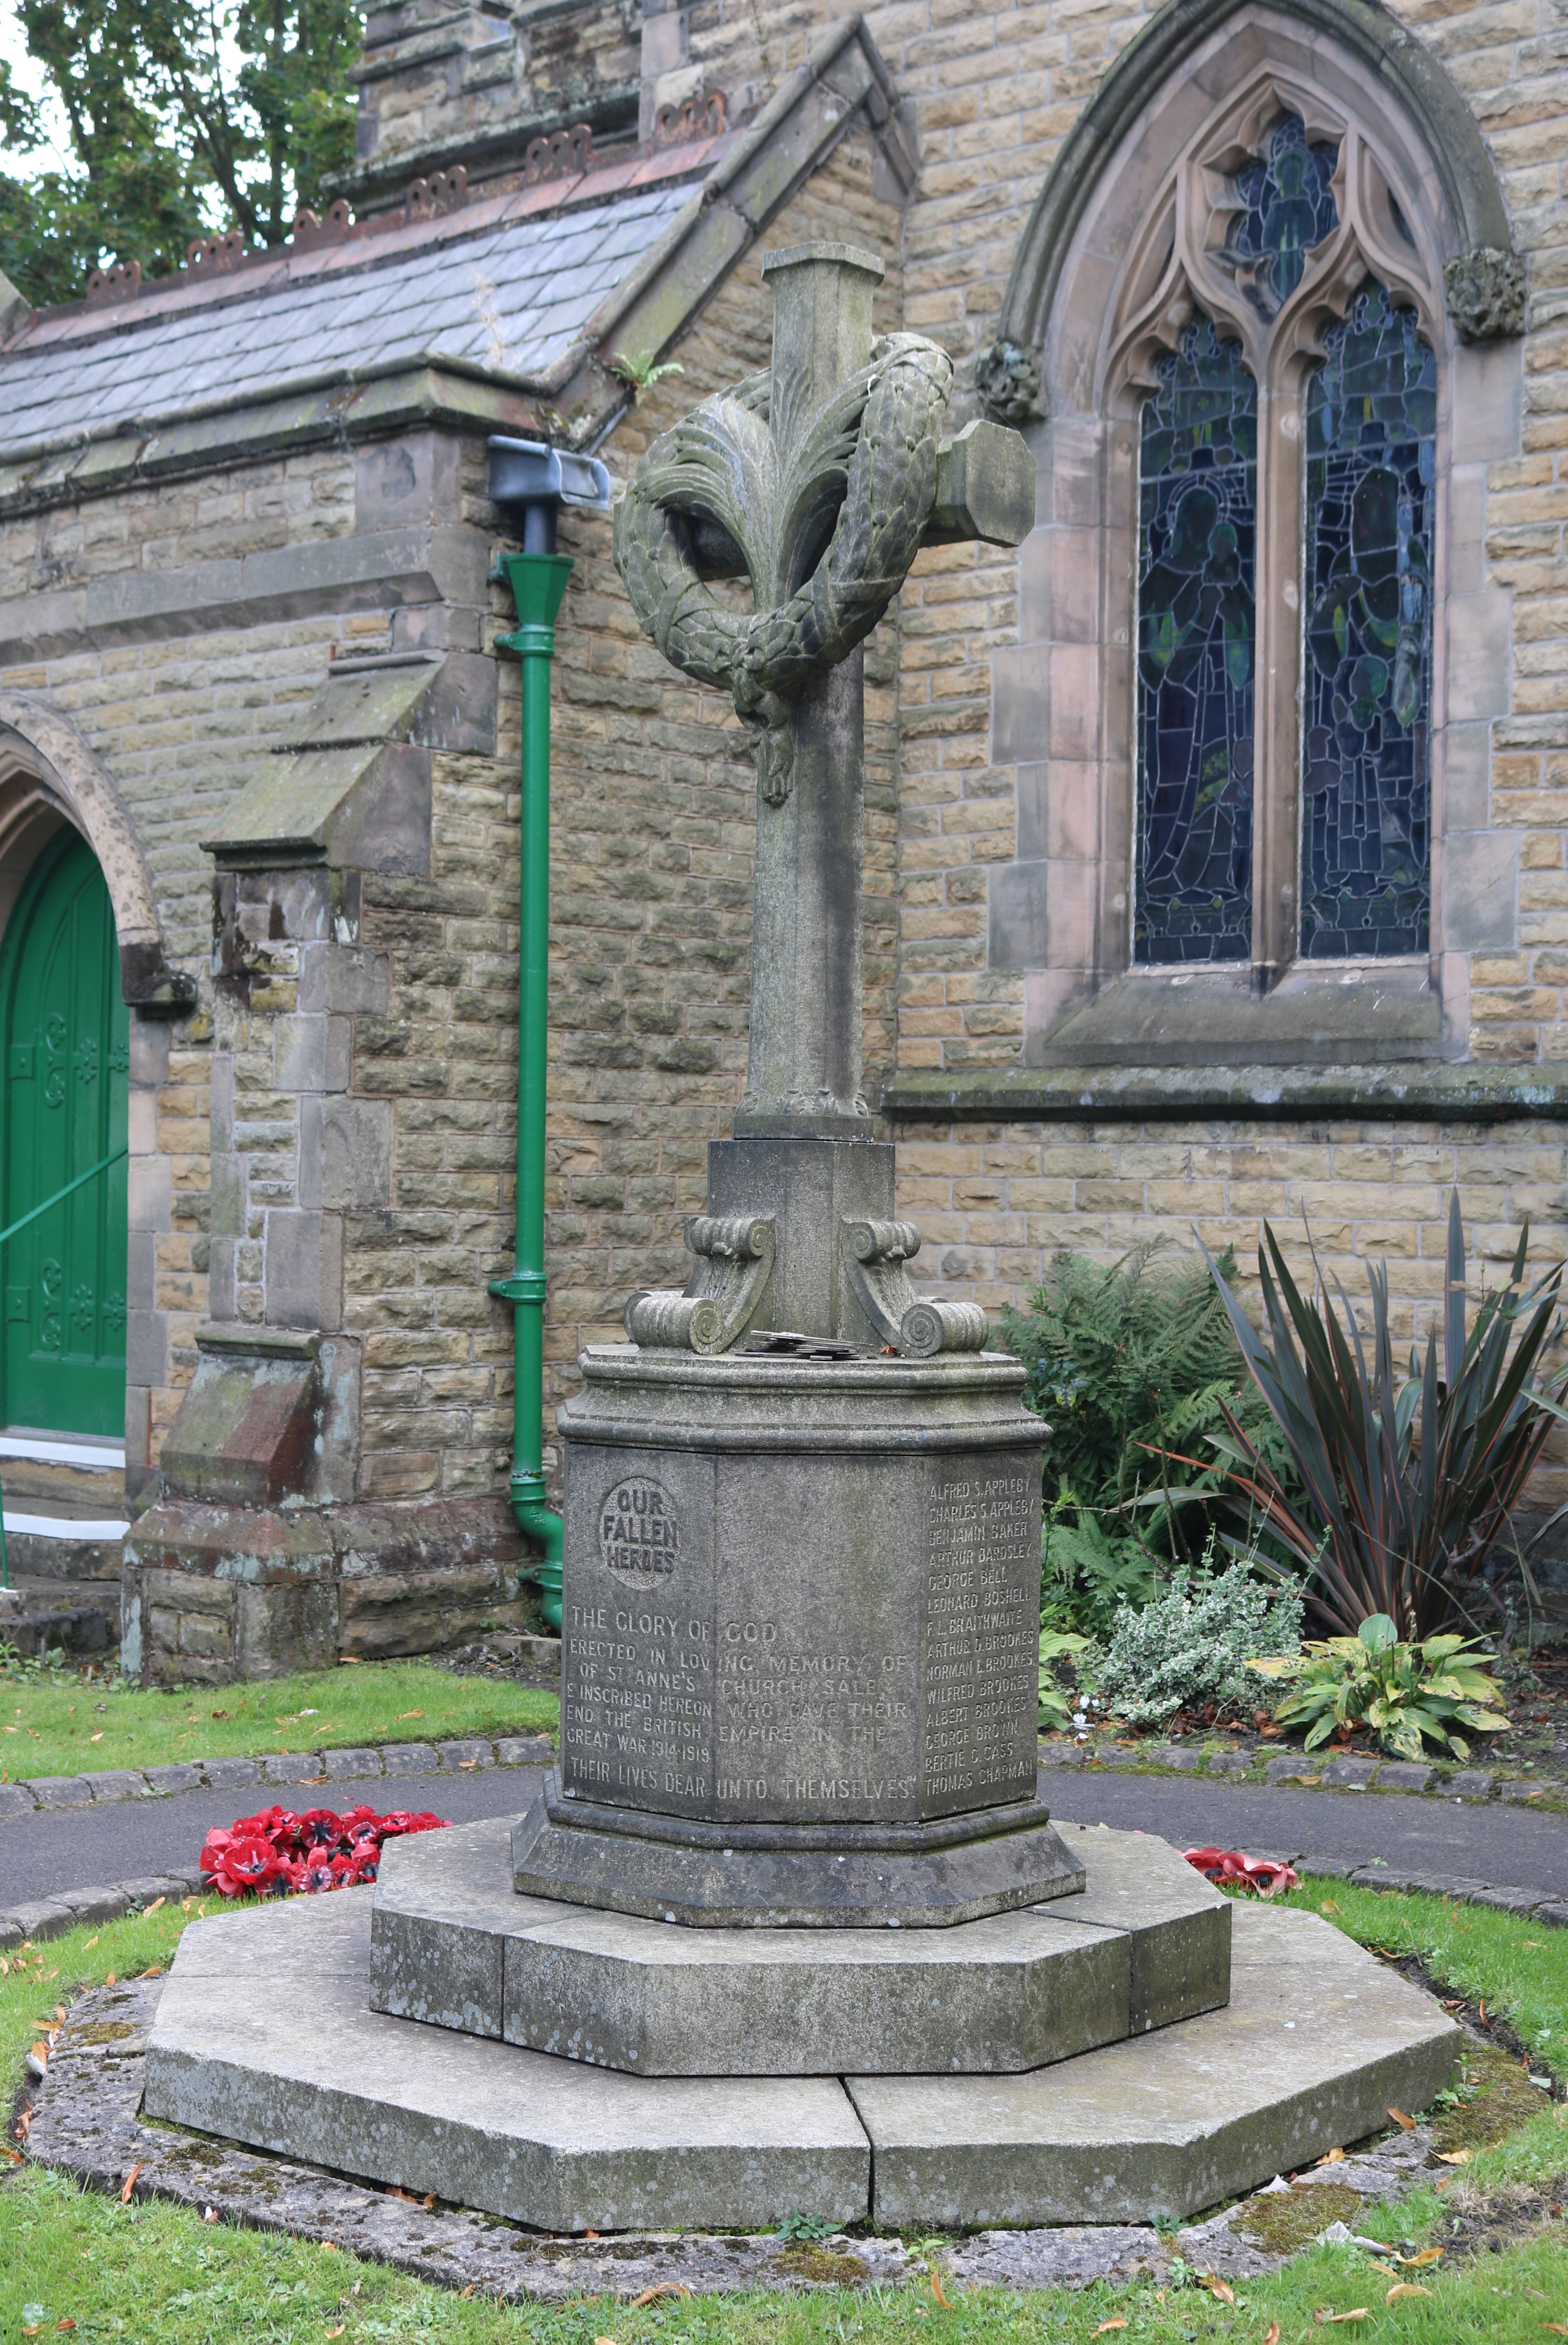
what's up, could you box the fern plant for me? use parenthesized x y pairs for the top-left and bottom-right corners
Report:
(998, 1242), (1289, 1637)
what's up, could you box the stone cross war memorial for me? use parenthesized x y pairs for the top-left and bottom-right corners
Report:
(145, 243), (1459, 2234)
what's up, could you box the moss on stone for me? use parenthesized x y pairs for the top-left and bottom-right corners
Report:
(1431, 2045), (1546, 2153)
(1232, 2181), (1366, 2254)
(770, 2246), (869, 2284)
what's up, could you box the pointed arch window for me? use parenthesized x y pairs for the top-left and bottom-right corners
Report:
(1125, 93), (1441, 981)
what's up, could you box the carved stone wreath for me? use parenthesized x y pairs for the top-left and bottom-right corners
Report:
(613, 333), (954, 804)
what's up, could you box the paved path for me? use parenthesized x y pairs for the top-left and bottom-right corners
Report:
(0, 1763), (553, 1907)
(4, 1758), (1568, 1906)
(1047, 1770), (1568, 1898)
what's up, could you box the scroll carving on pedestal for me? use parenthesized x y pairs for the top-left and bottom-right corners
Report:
(624, 1214), (775, 1355)
(841, 1218), (988, 1359)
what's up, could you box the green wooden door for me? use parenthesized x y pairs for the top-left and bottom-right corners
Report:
(0, 833), (129, 1436)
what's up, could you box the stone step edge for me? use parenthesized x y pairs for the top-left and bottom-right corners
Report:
(1039, 1737), (1564, 1809)
(7, 1849), (1567, 1959)
(0, 1732), (558, 1818)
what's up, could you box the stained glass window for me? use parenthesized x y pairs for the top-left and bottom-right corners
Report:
(1302, 282), (1435, 959)
(1227, 113), (1339, 316)
(1135, 317), (1257, 965)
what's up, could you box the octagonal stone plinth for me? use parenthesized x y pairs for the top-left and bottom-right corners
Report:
(549, 1344), (1052, 1924)
(369, 1817), (1230, 2077)
(144, 1838), (1461, 2233)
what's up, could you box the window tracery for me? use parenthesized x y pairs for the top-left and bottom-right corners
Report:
(1114, 74), (1445, 979)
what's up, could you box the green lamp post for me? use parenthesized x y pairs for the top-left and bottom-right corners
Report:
(488, 437), (610, 1632)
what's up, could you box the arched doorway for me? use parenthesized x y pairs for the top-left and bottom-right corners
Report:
(0, 830), (129, 1437)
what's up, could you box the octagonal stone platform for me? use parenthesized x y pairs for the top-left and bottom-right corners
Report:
(370, 1816), (1230, 2075)
(143, 1825), (1462, 2233)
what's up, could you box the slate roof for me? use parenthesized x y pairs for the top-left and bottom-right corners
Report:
(0, 182), (692, 459)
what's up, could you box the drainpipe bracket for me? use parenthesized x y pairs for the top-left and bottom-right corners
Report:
(490, 1271), (548, 1303)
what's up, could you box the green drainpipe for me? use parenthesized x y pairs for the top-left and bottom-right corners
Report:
(487, 438), (610, 1635)
(491, 547), (571, 1628)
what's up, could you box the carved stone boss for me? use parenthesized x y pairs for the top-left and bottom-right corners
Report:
(614, 241), (1033, 1358)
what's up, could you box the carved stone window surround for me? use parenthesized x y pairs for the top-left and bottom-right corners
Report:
(985, 8), (1525, 1072)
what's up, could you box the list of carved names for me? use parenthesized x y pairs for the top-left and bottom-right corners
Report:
(921, 1462), (1039, 1808)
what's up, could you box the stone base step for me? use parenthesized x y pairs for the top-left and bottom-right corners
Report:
(143, 1834), (1460, 2232)
(371, 1815), (1228, 2073)
(0, 1430), (127, 1516)
(0, 1592), (115, 1658)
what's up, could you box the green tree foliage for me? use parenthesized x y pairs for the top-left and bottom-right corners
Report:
(997, 1241), (1291, 1638)
(0, 0), (359, 308)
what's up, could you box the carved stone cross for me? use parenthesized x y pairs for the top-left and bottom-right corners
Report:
(615, 240), (1033, 1347)
(617, 240), (1035, 1137)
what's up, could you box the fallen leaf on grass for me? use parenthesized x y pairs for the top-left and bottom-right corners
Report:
(104, 1973), (114, 1988)
(1387, 2108), (1415, 2130)
(1262, 2326), (1281, 2345)
(1386, 2285), (1432, 2304)
(144, 1897), (165, 1915)
(1436, 2149), (1471, 2166)
(396, 1711), (425, 1721)
(593, 2335), (622, 2344)
(120, 2163), (143, 2202)
(55, 2321), (75, 2332)
(929, 2268), (952, 2308)
(1090, 2325), (1127, 2337)
(140, 1967), (161, 1979)
(1398, 2249), (1443, 2268)
(458, 2286), (477, 2300)
(90, 1733), (102, 1744)
(1314, 2314), (1369, 2327)
(1539, 2324), (1568, 2334)
(632, 2285), (693, 2305)
(1204, 2274), (1236, 2303)
(326, 2328), (346, 2338)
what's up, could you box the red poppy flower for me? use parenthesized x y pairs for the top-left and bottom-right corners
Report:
(198, 1803), (449, 1898)
(1184, 1846), (1299, 1896)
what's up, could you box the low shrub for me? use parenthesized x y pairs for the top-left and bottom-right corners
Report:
(1256, 1612), (1511, 1760)
(1205, 1193), (1568, 1638)
(1094, 1557), (1303, 1730)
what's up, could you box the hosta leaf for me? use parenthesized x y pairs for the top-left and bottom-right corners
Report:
(1420, 1635), (1468, 1661)
(1454, 1704), (1510, 1730)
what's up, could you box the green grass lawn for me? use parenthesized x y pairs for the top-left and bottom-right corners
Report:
(0, 1658), (558, 1784)
(2, 1886), (1566, 2341)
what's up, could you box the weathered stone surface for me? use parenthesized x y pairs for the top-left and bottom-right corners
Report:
(847, 1905), (1461, 2227)
(373, 1817), (1185, 2075)
(512, 1780), (1084, 1930)
(1051, 1823), (1229, 2034)
(145, 1893), (872, 2232)
(558, 1349), (1043, 1839)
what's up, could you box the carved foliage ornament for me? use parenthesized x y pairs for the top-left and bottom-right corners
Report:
(613, 333), (954, 805)
(1444, 247), (1526, 342)
(975, 339), (1044, 425)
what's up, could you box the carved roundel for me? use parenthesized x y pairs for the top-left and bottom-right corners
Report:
(598, 1476), (681, 1588)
